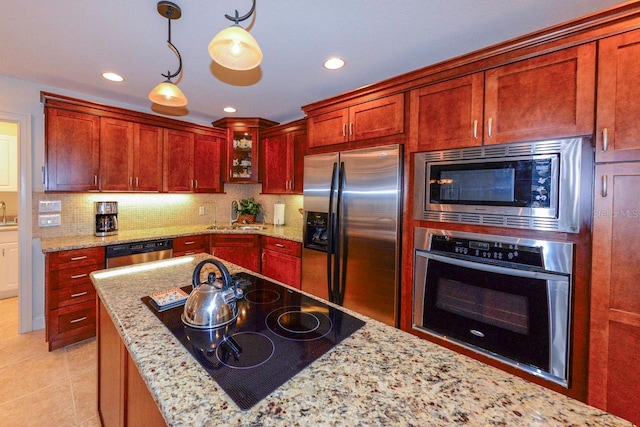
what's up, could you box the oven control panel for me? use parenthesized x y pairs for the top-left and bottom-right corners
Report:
(430, 235), (544, 268)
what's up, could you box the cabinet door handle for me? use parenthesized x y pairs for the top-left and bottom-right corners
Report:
(473, 120), (478, 139)
(602, 128), (609, 152)
(229, 170), (232, 179)
(185, 251), (196, 255)
(487, 118), (493, 138)
(261, 252), (265, 263)
(70, 273), (88, 279)
(194, 180), (198, 189)
(129, 177), (133, 187)
(136, 177), (139, 187)
(275, 243), (285, 248)
(349, 122), (353, 136)
(94, 175), (98, 186)
(71, 291), (88, 298)
(342, 123), (347, 137)
(70, 256), (88, 261)
(601, 174), (608, 198)
(70, 316), (87, 324)
(184, 241), (195, 245)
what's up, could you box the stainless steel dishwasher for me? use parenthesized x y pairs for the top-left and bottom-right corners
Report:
(105, 239), (173, 268)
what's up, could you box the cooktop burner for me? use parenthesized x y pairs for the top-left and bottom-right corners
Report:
(142, 272), (365, 411)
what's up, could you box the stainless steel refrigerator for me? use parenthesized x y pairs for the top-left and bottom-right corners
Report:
(302, 144), (402, 327)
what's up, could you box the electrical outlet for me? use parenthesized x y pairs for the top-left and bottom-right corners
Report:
(38, 214), (61, 227)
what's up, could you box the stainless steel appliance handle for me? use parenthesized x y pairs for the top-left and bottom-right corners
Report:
(327, 162), (339, 301)
(423, 251), (568, 281)
(334, 161), (347, 306)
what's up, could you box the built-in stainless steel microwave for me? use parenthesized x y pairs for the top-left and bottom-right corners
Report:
(413, 138), (591, 233)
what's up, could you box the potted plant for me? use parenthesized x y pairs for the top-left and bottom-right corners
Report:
(237, 198), (262, 223)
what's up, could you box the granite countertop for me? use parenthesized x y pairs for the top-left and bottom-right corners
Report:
(40, 224), (302, 253)
(91, 253), (631, 427)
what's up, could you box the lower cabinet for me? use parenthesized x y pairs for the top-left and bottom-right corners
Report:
(260, 236), (301, 288)
(589, 162), (640, 425)
(210, 234), (260, 272)
(97, 300), (166, 427)
(45, 247), (104, 351)
(173, 234), (209, 257)
(0, 230), (18, 299)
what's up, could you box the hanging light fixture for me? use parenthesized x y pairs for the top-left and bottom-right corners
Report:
(208, 0), (263, 71)
(148, 1), (188, 107)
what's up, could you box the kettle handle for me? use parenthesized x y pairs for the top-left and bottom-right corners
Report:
(192, 259), (232, 290)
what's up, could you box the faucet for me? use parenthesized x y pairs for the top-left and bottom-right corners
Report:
(230, 200), (239, 225)
(0, 201), (5, 224)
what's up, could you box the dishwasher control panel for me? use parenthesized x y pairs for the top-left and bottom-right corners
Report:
(105, 239), (174, 268)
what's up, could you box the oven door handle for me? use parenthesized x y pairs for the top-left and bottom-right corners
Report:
(423, 252), (569, 281)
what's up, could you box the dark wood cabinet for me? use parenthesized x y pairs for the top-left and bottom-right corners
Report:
(163, 128), (194, 192)
(210, 234), (260, 272)
(100, 118), (163, 192)
(484, 44), (595, 145)
(45, 247), (104, 350)
(97, 300), (166, 427)
(260, 119), (306, 194)
(213, 118), (278, 184)
(45, 108), (100, 191)
(260, 236), (301, 288)
(596, 29), (640, 163)
(411, 73), (484, 151)
(307, 93), (404, 149)
(193, 134), (224, 193)
(589, 162), (640, 425)
(173, 234), (210, 257)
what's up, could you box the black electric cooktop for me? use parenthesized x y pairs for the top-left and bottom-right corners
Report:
(142, 272), (365, 410)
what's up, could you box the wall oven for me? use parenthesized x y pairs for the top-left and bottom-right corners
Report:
(413, 228), (573, 387)
(414, 137), (589, 232)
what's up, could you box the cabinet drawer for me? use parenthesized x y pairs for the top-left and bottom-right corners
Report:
(48, 264), (98, 290)
(49, 282), (96, 309)
(174, 248), (208, 257)
(48, 300), (96, 348)
(262, 237), (301, 257)
(210, 234), (259, 247)
(174, 234), (209, 252)
(48, 247), (105, 270)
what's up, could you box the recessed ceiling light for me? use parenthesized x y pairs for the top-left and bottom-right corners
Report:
(223, 106), (237, 113)
(102, 72), (124, 82)
(323, 57), (345, 70)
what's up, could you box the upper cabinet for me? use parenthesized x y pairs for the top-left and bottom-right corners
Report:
(596, 29), (640, 163)
(260, 119), (306, 194)
(100, 118), (163, 192)
(306, 93), (404, 149)
(212, 118), (278, 184)
(411, 73), (485, 151)
(42, 92), (225, 193)
(411, 44), (596, 151)
(45, 108), (100, 192)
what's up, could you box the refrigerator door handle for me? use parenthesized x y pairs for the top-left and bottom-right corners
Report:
(335, 161), (347, 306)
(327, 162), (339, 302)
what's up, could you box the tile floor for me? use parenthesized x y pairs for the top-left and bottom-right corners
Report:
(0, 297), (100, 427)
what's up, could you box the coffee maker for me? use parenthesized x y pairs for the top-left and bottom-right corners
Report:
(95, 201), (118, 236)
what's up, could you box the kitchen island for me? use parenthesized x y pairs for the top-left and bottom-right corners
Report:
(91, 253), (631, 426)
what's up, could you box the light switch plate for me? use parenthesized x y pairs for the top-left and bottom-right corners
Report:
(38, 214), (61, 227)
(39, 200), (61, 212)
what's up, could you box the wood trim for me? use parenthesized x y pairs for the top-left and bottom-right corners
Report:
(302, 2), (640, 116)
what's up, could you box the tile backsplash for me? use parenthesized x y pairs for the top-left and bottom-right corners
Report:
(32, 184), (303, 239)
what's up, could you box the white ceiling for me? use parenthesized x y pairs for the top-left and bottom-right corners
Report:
(1, 0), (628, 126)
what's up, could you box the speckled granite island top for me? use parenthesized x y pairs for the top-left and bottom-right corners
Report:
(91, 253), (631, 427)
(40, 224), (301, 252)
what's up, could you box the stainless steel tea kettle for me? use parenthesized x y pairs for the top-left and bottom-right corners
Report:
(181, 259), (243, 329)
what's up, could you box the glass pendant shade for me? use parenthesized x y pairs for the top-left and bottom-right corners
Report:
(148, 80), (188, 107)
(208, 25), (263, 70)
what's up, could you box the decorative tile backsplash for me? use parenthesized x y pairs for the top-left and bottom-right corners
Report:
(32, 184), (303, 239)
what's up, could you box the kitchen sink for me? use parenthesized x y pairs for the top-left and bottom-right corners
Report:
(206, 224), (267, 231)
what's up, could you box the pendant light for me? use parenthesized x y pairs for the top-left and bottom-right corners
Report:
(208, 0), (263, 71)
(148, 1), (188, 107)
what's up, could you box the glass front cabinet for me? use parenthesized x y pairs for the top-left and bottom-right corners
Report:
(213, 118), (278, 184)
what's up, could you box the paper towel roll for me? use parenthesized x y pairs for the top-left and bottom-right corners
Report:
(273, 203), (285, 226)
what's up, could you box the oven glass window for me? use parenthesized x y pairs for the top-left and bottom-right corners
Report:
(436, 278), (529, 335)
